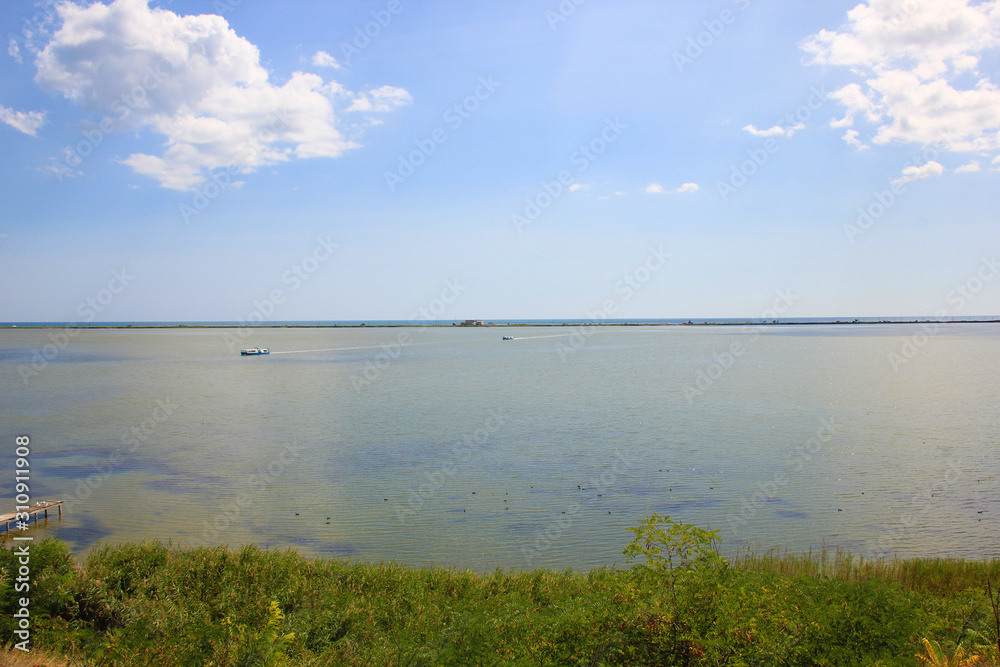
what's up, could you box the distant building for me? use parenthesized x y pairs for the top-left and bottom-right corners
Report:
(458, 319), (484, 326)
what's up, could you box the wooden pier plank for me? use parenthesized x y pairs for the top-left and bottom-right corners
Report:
(1, 500), (64, 531)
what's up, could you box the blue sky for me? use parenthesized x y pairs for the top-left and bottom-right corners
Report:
(1, 0), (998, 321)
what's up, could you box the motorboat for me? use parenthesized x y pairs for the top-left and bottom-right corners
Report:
(240, 347), (270, 356)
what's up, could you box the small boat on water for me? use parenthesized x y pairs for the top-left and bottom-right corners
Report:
(240, 347), (269, 356)
(502, 336), (514, 341)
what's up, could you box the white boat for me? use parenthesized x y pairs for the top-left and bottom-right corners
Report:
(502, 336), (514, 340)
(240, 347), (269, 356)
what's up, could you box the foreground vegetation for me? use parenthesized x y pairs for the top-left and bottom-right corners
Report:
(2, 515), (999, 666)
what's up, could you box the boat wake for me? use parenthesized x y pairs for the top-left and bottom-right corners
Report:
(270, 342), (441, 355)
(503, 333), (587, 341)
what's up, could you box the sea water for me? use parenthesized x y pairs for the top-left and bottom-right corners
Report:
(1, 324), (997, 570)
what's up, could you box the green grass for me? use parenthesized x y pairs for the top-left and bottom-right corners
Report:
(2, 533), (998, 666)
(732, 548), (1000, 596)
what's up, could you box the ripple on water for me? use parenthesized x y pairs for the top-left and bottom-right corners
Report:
(653, 498), (722, 513)
(259, 532), (356, 557)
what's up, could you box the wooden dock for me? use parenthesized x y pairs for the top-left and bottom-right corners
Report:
(1, 500), (63, 534)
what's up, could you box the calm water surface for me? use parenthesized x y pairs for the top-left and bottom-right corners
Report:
(1, 324), (997, 570)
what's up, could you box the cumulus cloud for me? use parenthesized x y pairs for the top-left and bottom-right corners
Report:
(891, 160), (945, 184)
(311, 50), (340, 68)
(956, 160), (981, 172)
(828, 83), (881, 128)
(675, 182), (699, 193)
(743, 122), (805, 138)
(804, 0), (1000, 154)
(0, 105), (46, 135)
(34, 0), (411, 189)
(645, 183), (665, 194)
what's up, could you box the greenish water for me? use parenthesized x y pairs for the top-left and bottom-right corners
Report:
(1, 324), (997, 570)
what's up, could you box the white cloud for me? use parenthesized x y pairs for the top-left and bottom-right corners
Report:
(843, 128), (869, 149)
(0, 105), (46, 135)
(804, 0), (1000, 152)
(828, 83), (881, 128)
(346, 85), (413, 113)
(955, 160), (981, 172)
(614, 191), (625, 196)
(743, 122), (805, 138)
(891, 160), (945, 185)
(311, 50), (340, 69)
(34, 0), (410, 189)
(646, 182), (698, 194)
(568, 183), (587, 192)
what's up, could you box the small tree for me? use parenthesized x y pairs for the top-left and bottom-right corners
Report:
(623, 513), (722, 576)
(623, 514), (725, 662)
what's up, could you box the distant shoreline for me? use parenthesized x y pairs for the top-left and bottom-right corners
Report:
(3, 319), (1000, 330)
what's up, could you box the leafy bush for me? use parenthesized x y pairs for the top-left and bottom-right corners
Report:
(2, 521), (998, 666)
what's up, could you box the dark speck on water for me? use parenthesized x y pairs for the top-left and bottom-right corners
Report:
(5, 324), (999, 568)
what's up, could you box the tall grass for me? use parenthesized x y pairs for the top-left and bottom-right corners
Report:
(2, 537), (998, 665)
(0, 646), (83, 667)
(733, 547), (1000, 594)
